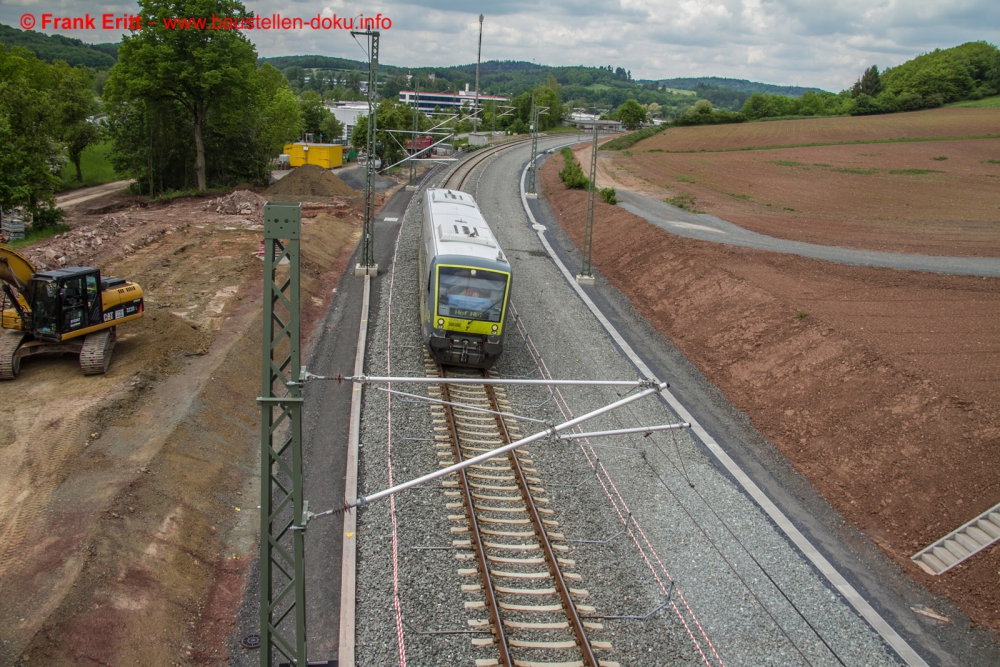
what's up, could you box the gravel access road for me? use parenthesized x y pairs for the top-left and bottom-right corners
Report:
(350, 138), (914, 667)
(55, 179), (134, 208)
(615, 188), (1000, 277)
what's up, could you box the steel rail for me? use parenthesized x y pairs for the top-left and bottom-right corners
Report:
(444, 138), (532, 191)
(483, 376), (600, 667)
(373, 386), (549, 425)
(438, 369), (512, 667)
(349, 381), (667, 507)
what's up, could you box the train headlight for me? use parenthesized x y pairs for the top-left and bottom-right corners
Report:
(437, 318), (444, 328)
(491, 325), (498, 333)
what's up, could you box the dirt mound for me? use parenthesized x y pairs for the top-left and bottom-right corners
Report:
(266, 164), (358, 198)
(203, 189), (267, 221)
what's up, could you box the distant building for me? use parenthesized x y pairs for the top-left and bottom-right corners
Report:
(399, 83), (508, 113)
(327, 103), (370, 143)
(565, 112), (623, 132)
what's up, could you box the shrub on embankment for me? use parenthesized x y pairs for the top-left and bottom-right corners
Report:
(557, 147), (616, 204)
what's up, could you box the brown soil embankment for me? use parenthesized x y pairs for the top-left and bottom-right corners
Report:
(541, 157), (1000, 635)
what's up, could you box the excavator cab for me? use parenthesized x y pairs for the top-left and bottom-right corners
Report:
(30, 268), (104, 341)
(0, 247), (143, 378)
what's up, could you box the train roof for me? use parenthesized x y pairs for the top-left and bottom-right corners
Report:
(425, 188), (508, 267)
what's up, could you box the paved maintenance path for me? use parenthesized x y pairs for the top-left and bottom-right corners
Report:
(616, 189), (1000, 277)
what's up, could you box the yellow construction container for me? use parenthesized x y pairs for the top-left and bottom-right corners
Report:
(282, 142), (343, 169)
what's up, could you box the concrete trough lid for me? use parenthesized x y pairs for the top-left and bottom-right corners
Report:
(912, 501), (1000, 575)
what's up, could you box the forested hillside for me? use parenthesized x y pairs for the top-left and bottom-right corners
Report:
(0, 23), (117, 67)
(658, 76), (824, 97)
(263, 56), (714, 116)
(881, 41), (999, 104)
(734, 41), (1000, 121)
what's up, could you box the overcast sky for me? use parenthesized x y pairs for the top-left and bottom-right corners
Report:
(4, 0), (999, 91)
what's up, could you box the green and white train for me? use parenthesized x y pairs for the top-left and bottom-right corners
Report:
(419, 188), (512, 369)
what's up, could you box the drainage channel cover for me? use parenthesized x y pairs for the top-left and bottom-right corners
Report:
(912, 501), (1000, 575)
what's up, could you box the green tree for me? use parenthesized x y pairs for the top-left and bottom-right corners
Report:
(320, 114), (344, 142)
(850, 93), (882, 115)
(510, 85), (564, 130)
(247, 64), (303, 173)
(881, 42), (998, 104)
(105, 48), (298, 194)
(852, 65), (882, 98)
(616, 98), (647, 130)
(51, 61), (101, 183)
(0, 45), (62, 213)
(105, 0), (260, 191)
(300, 90), (327, 137)
(351, 100), (416, 169)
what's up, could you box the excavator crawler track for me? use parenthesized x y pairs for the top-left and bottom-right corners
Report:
(0, 330), (27, 380)
(79, 327), (116, 375)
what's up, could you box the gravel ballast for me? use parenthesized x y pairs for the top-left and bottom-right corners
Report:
(353, 139), (902, 667)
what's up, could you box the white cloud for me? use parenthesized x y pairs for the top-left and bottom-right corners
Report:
(1, 0), (997, 90)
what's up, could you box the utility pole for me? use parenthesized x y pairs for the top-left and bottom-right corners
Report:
(259, 202), (307, 667)
(408, 83), (419, 189)
(526, 94), (538, 198)
(473, 14), (483, 134)
(577, 118), (599, 285)
(353, 29), (379, 277)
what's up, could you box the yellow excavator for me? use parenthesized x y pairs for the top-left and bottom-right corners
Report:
(0, 244), (144, 378)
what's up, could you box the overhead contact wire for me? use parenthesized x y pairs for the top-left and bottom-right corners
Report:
(642, 423), (847, 667)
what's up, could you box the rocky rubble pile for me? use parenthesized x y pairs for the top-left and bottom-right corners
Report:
(23, 212), (162, 270)
(203, 190), (267, 221)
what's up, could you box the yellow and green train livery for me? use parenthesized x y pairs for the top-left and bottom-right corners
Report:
(419, 188), (512, 369)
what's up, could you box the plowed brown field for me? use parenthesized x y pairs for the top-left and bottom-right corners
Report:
(541, 151), (1000, 639)
(639, 107), (1000, 151)
(606, 107), (1000, 256)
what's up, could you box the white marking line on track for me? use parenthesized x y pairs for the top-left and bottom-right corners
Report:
(518, 159), (929, 667)
(384, 217), (399, 222)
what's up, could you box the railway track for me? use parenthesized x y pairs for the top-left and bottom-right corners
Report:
(424, 352), (618, 667)
(443, 138), (533, 192)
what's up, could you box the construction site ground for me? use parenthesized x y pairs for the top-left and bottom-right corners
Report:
(1, 124), (997, 665)
(0, 179), (379, 666)
(542, 133), (1000, 643)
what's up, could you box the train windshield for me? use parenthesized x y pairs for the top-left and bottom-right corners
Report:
(437, 267), (508, 323)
